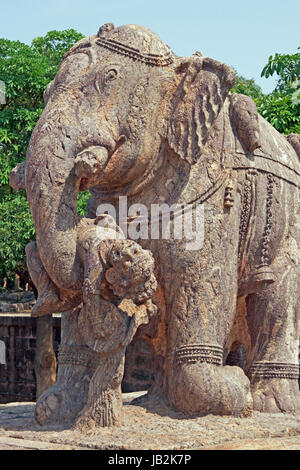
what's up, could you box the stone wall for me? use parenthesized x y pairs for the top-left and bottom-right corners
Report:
(0, 313), (155, 403)
(0, 291), (35, 313)
(123, 338), (156, 392)
(0, 314), (61, 403)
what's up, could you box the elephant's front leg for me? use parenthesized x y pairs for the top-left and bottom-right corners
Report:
(158, 203), (252, 417)
(34, 308), (99, 426)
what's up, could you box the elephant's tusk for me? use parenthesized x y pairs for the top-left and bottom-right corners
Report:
(74, 146), (109, 178)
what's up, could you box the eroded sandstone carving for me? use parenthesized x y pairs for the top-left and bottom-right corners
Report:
(10, 23), (300, 427)
(33, 215), (157, 427)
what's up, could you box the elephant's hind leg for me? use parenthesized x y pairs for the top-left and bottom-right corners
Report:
(246, 258), (300, 414)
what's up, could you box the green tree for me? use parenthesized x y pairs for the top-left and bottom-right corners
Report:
(0, 30), (84, 284)
(0, 191), (35, 282)
(256, 91), (300, 134)
(231, 49), (300, 135)
(258, 47), (300, 134)
(231, 74), (264, 101)
(31, 29), (84, 66)
(261, 48), (300, 90)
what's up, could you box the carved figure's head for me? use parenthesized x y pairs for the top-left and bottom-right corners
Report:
(105, 239), (157, 304)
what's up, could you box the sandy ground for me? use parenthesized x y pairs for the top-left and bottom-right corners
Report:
(1, 391), (300, 450)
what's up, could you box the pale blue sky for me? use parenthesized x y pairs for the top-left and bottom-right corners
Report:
(1, 0), (299, 93)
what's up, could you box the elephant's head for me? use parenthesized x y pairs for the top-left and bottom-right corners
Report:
(15, 23), (236, 292)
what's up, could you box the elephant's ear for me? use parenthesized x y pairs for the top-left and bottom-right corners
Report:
(167, 55), (236, 164)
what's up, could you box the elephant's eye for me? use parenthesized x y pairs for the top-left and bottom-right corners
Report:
(105, 69), (118, 83)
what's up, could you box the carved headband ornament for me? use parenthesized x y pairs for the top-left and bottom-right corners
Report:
(96, 23), (174, 67)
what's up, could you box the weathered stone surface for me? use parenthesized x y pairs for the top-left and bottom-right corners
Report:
(1, 398), (300, 450)
(32, 219), (157, 428)
(286, 133), (300, 159)
(9, 23), (300, 427)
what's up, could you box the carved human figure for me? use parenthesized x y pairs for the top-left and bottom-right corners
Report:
(10, 23), (300, 423)
(33, 215), (157, 426)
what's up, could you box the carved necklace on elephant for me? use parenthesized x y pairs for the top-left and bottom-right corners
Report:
(117, 168), (230, 231)
(237, 169), (276, 287)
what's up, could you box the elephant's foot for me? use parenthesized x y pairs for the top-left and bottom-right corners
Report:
(31, 290), (61, 317)
(31, 289), (82, 317)
(74, 389), (123, 430)
(169, 362), (252, 417)
(251, 379), (300, 414)
(35, 366), (92, 426)
(35, 384), (64, 426)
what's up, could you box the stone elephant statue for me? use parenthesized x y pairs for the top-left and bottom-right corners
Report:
(10, 23), (300, 425)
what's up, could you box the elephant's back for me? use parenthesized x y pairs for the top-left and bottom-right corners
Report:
(254, 116), (300, 187)
(218, 99), (300, 189)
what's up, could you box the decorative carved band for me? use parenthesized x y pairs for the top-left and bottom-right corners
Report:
(259, 173), (274, 267)
(96, 38), (174, 66)
(238, 169), (257, 265)
(249, 362), (300, 380)
(174, 344), (223, 366)
(58, 345), (101, 370)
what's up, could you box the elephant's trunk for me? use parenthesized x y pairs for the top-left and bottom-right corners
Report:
(25, 103), (110, 292)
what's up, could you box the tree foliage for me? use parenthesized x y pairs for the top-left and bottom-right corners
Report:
(261, 48), (300, 90)
(232, 48), (300, 134)
(31, 29), (84, 66)
(258, 48), (300, 134)
(256, 91), (300, 134)
(231, 75), (264, 101)
(0, 191), (35, 281)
